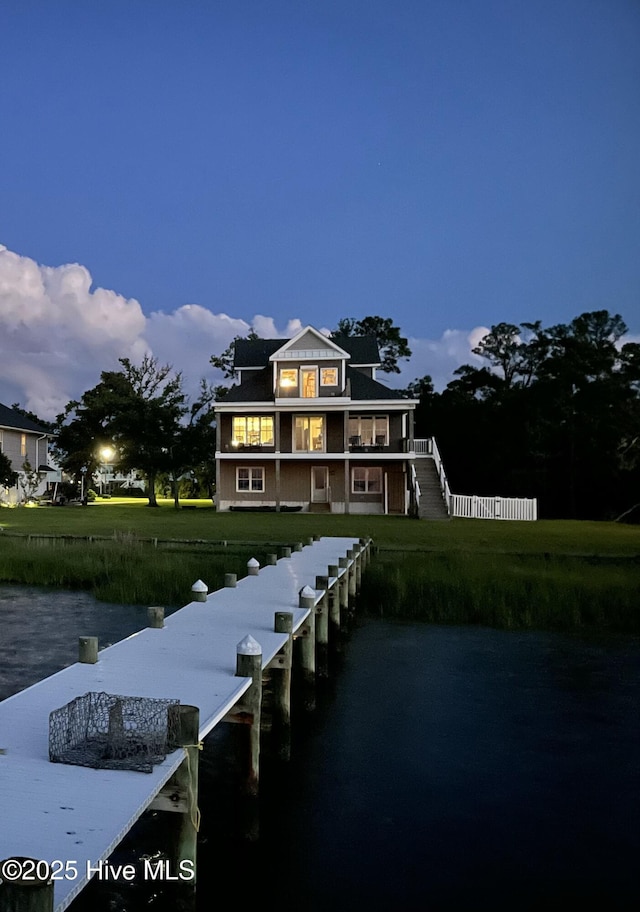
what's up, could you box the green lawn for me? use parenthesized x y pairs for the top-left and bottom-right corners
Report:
(1, 497), (639, 555)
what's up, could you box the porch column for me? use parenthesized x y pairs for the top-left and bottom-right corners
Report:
(344, 459), (350, 514)
(275, 459), (281, 510)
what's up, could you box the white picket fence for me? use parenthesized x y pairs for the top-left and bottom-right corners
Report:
(449, 493), (537, 521)
(413, 438), (538, 521)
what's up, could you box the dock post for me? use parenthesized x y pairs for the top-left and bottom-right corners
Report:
(359, 537), (370, 569)
(191, 579), (208, 602)
(235, 635), (263, 796)
(314, 575), (330, 677)
(78, 636), (98, 664)
(247, 558), (260, 576)
(346, 550), (357, 600)
(353, 543), (362, 587)
(147, 606), (165, 628)
(279, 546), (291, 559)
(224, 572), (237, 588)
(297, 586), (316, 710)
(293, 541), (303, 552)
(0, 857), (54, 911)
(166, 705), (200, 886)
(338, 557), (350, 610)
(327, 565), (343, 633)
(272, 611), (293, 760)
(265, 553), (277, 566)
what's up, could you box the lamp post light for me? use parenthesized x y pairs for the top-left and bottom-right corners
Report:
(98, 446), (115, 496)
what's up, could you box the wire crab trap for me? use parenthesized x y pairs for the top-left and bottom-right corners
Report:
(49, 692), (181, 773)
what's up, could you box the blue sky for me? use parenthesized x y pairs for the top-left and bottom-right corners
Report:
(1, 1), (639, 416)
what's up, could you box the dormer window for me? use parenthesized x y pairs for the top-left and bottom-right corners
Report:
(301, 367), (317, 398)
(280, 368), (298, 388)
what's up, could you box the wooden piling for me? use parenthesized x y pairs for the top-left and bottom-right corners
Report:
(346, 550), (357, 599)
(279, 546), (291, 559)
(147, 606), (165, 628)
(338, 557), (350, 609)
(0, 857), (54, 912)
(353, 542), (362, 587)
(151, 705), (200, 885)
(314, 575), (330, 677)
(191, 580), (208, 602)
(297, 586), (317, 710)
(247, 558), (260, 576)
(78, 636), (98, 664)
(224, 572), (237, 588)
(234, 635), (263, 796)
(265, 553), (277, 566)
(272, 611), (293, 760)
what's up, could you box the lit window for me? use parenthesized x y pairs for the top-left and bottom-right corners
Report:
(20, 434), (27, 457)
(232, 416), (274, 447)
(294, 416), (325, 452)
(348, 416), (389, 446)
(236, 467), (265, 492)
(352, 467), (382, 494)
(301, 368), (317, 398)
(280, 369), (298, 389)
(320, 367), (338, 386)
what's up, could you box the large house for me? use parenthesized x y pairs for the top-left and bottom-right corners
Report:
(214, 326), (420, 514)
(0, 402), (58, 504)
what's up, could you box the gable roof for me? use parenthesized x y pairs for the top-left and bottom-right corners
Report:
(0, 402), (51, 434)
(233, 329), (380, 369)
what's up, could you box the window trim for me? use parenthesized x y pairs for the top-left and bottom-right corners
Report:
(320, 367), (338, 387)
(293, 414), (326, 453)
(231, 415), (274, 447)
(279, 368), (298, 390)
(348, 415), (389, 447)
(351, 466), (383, 494)
(236, 466), (265, 493)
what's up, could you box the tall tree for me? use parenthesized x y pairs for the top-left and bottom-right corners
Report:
(55, 357), (188, 507)
(333, 316), (412, 373)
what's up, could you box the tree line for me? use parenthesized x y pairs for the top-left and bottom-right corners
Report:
(408, 310), (640, 520)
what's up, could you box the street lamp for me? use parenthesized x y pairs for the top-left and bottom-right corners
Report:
(98, 446), (116, 496)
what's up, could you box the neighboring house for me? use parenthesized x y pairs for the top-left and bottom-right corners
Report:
(0, 402), (59, 504)
(214, 325), (419, 514)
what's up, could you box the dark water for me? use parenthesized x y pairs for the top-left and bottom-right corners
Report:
(1, 586), (639, 910)
(0, 585), (168, 701)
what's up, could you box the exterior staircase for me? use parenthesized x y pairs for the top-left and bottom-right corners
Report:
(414, 456), (449, 520)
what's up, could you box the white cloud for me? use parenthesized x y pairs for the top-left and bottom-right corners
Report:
(393, 328), (488, 391)
(0, 244), (492, 419)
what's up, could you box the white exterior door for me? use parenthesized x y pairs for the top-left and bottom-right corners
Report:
(311, 466), (329, 503)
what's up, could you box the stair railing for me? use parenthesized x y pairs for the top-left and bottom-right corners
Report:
(429, 437), (451, 515)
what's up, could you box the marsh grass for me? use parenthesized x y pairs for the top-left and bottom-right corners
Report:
(0, 537), (274, 607)
(1, 501), (638, 629)
(361, 551), (640, 632)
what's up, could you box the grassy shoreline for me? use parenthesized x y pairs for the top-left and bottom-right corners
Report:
(1, 499), (638, 631)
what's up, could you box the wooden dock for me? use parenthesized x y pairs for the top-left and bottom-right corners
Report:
(0, 536), (370, 911)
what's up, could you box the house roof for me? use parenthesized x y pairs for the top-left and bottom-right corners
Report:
(233, 331), (380, 369)
(345, 367), (407, 400)
(0, 402), (51, 434)
(219, 365), (407, 403)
